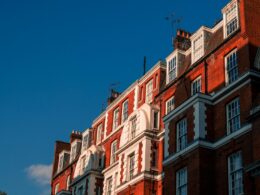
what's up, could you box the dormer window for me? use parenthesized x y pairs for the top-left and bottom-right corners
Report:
(70, 141), (81, 163)
(193, 34), (204, 62)
(222, 0), (239, 38)
(168, 57), (177, 82)
(83, 134), (89, 149)
(58, 151), (70, 173)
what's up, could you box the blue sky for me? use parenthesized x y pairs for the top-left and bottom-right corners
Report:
(0, 0), (229, 194)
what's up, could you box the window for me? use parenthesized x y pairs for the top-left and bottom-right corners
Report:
(58, 154), (64, 172)
(58, 151), (70, 172)
(55, 183), (59, 195)
(129, 154), (135, 180)
(191, 77), (201, 95)
(83, 134), (89, 149)
(70, 143), (79, 163)
(176, 118), (188, 152)
(228, 151), (243, 195)
(225, 50), (238, 84)
(193, 34), (204, 62)
(226, 98), (240, 134)
(146, 79), (153, 103)
(66, 176), (70, 190)
(153, 111), (159, 129)
(78, 186), (84, 195)
(223, 1), (239, 38)
(107, 177), (112, 195)
(130, 116), (137, 139)
(96, 124), (103, 144)
(176, 167), (187, 195)
(113, 108), (120, 130)
(166, 96), (175, 114)
(168, 57), (177, 82)
(110, 140), (117, 164)
(81, 156), (86, 174)
(122, 100), (129, 122)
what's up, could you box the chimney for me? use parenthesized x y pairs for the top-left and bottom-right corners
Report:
(173, 29), (191, 51)
(70, 130), (82, 143)
(107, 89), (121, 106)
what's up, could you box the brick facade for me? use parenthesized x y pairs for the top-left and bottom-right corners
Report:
(51, 0), (259, 194)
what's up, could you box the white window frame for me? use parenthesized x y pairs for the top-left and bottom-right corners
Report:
(226, 98), (240, 134)
(113, 108), (120, 130)
(165, 96), (175, 115)
(70, 141), (81, 163)
(82, 134), (89, 150)
(168, 56), (177, 83)
(225, 49), (239, 84)
(192, 34), (204, 63)
(110, 140), (117, 165)
(176, 118), (188, 152)
(228, 151), (243, 195)
(96, 123), (103, 144)
(58, 151), (70, 173)
(130, 116), (137, 140)
(106, 177), (113, 195)
(128, 153), (135, 180)
(122, 100), (129, 122)
(81, 155), (86, 174)
(191, 76), (202, 96)
(222, 0), (240, 38)
(176, 167), (187, 195)
(146, 79), (153, 103)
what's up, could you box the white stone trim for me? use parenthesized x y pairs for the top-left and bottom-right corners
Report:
(164, 71), (258, 123)
(163, 123), (252, 166)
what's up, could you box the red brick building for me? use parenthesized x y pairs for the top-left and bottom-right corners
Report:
(51, 0), (260, 194)
(158, 0), (260, 194)
(51, 61), (166, 195)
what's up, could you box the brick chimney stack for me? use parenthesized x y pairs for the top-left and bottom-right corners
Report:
(70, 130), (82, 143)
(173, 29), (191, 51)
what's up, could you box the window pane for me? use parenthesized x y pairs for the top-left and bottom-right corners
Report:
(229, 151), (243, 195)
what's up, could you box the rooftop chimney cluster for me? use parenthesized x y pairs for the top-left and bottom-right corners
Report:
(70, 130), (82, 143)
(173, 29), (192, 51)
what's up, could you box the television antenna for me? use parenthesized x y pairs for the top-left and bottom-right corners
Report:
(165, 13), (183, 41)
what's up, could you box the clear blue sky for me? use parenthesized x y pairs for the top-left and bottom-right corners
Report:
(0, 0), (229, 194)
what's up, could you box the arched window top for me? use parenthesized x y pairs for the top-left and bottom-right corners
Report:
(255, 48), (260, 70)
